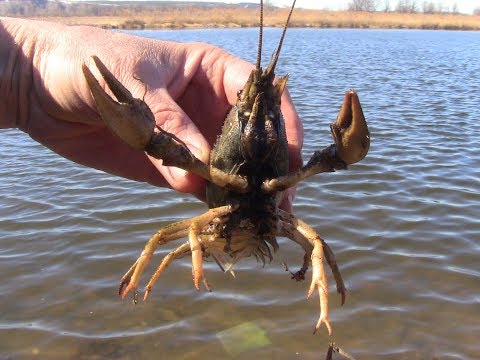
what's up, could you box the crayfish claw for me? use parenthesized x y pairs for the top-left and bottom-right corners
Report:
(340, 290), (346, 306)
(82, 56), (155, 150)
(331, 89), (370, 165)
(120, 282), (138, 300)
(143, 287), (151, 302)
(118, 280), (128, 296)
(313, 312), (333, 336)
(89, 55), (134, 103)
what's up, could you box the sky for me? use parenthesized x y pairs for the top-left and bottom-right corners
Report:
(195, 0), (478, 14)
(71, 1), (479, 14)
(72, 0), (480, 14)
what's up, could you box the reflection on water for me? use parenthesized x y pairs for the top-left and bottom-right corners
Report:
(1, 29), (479, 359)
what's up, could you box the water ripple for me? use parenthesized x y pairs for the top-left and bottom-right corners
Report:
(1, 29), (480, 359)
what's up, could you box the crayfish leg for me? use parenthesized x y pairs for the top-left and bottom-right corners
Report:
(277, 209), (346, 335)
(188, 220), (211, 291)
(119, 204), (236, 301)
(144, 242), (191, 301)
(294, 216), (347, 305)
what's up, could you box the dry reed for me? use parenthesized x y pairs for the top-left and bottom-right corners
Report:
(31, 8), (480, 31)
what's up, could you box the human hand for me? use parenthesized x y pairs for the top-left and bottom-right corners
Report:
(0, 18), (303, 210)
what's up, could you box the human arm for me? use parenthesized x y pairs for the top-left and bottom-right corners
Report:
(0, 17), (303, 208)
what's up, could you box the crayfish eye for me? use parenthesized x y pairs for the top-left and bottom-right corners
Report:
(237, 90), (242, 98)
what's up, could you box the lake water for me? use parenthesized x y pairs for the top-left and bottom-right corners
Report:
(1, 28), (479, 359)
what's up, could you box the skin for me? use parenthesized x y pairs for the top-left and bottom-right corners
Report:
(0, 17), (303, 210)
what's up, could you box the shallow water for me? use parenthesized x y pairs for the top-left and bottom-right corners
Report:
(1, 28), (479, 359)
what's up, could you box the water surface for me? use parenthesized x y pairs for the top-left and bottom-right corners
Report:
(1, 29), (479, 359)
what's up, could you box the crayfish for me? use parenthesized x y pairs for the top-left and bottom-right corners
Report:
(82, 0), (370, 335)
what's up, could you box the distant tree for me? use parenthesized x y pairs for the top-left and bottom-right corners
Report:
(451, 3), (459, 14)
(435, 2), (447, 13)
(264, 0), (275, 10)
(348, 0), (377, 12)
(57, 2), (67, 13)
(383, 0), (391, 12)
(396, 0), (417, 13)
(422, 1), (436, 14)
(474, 6), (480, 15)
(31, 0), (47, 8)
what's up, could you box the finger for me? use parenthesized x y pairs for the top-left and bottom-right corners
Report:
(281, 89), (304, 172)
(147, 90), (210, 198)
(221, 54), (255, 106)
(279, 90), (302, 214)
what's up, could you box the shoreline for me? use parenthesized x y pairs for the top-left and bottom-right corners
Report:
(25, 9), (480, 31)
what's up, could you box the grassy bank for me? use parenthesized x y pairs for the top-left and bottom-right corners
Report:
(30, 7), (480, 31)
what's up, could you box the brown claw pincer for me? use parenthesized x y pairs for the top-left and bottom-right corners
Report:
(82, 0), (370, 336)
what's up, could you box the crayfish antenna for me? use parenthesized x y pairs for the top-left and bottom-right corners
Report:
(256, 0), (264, 70)
(264, 0), (297, 78)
